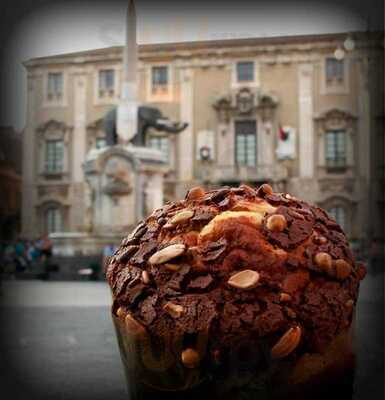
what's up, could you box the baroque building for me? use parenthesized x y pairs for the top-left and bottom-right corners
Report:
(21, 32), (384, 253)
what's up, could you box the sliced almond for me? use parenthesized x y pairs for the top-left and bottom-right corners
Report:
(116, 307), (125, 318)
(335, 259), (352, 280)
(228, 269), (260, 290)
(280, 293), (292, 302)
(163, 302), (184, 318)
(266, 214), (287, 232)
(170, 209), (194, 225)
(271, 325), (301, 360)
(181, 348), (200, 368)
(148, 244), (186, 265)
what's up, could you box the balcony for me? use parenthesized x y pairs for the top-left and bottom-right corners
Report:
(196, 163), (288, 183)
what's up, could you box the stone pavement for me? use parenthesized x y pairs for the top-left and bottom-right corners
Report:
(0, 274), (383, 400)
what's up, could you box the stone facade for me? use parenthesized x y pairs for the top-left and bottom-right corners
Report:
(21, 32), (384, 252)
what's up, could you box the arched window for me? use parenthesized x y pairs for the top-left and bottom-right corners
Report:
(328, 206), (346, 230)
(45, 207), (62, 234)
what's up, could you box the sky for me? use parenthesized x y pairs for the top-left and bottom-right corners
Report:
(0, 0), (378, 131)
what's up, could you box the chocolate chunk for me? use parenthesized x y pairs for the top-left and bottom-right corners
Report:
(263, 206), (314, 249)
(174, 295), (217, 333)
(192, 206), (218, 223)
(199, 237), (228, 262)
(217, 196), (233, 210)
(188, 274), (214, 290)
(116, 245), (139, 264)
(140, 294), (158, 325)
(165, 265), (191, 295)
(253, 303), (286, 337)
(113, 266), (142, 297)
(130, 240), (158, 266)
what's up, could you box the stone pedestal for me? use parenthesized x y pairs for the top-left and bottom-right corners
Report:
(51, 145), (167, 256)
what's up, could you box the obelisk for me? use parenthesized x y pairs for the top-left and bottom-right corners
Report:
(117, 0), (138, 143)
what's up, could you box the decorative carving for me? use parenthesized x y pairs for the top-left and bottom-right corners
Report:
(319, 178), (355, 194)
(314, 108), (357, 132)
(236, 88), (254, 114)
(213, 89), (278, 123)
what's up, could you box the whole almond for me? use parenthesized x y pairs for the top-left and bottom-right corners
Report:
(266, 214), (287, 232)
(141, 270), (150, 284)
(163, 302), (184, 318)
(228, 269), (260, 290)
(314, 252), (333, 275)
(149, 244), (186, 265)
(187, 186), (206, 201)
(271, 326), (301, 360)
(181, 348), (200, 368)
(335, 259), (352, 280)
(170, 210), (194, 225)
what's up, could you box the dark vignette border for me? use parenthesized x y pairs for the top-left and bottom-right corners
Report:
(0, 0), (383, 399)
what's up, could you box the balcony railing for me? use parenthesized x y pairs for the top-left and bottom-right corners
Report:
(197, 163), (288, 183)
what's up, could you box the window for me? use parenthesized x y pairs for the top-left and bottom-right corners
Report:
(236, 61), (254, 82)
(96, 138), (107, 149)
(151, 66), (168, 94)
(235, 121), (256, 166)
(328, 206), (346, 230)
(326, 58), (344, 83)
(47, 72), (63, 100)
(45, 140), (64, 173)
(148, 136), (169, 162)
(325, 130), (346, 169)
(45, 207), (62, 234)
(99, 69), (115, 97)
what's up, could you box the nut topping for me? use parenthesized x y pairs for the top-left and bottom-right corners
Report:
(271, 326), (302, 360)
(181, 348), (200, 368)
(314, 252), (333, 274)
(257, 183), (274, 196)
(186, 186), (205, 201)
(116, 307), (125, 318)
(170, 209), (194, 225)
(280, 293), (292, 302)
(228, 269), (260, 290)
(149, 244), (186, 265)
(163, 263), (181, 272)
(141, 270), (150, 284)
(345, 299), (354, 308)
(163, 302), (184, 318)
(335, 259), (352, 280)
(313, 235), (327, 245)
(266, 214), (287, 232)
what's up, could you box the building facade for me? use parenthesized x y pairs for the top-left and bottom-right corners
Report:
(21, 32), (384, 252)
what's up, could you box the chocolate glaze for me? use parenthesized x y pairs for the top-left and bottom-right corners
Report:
(107, 185), (365, 360)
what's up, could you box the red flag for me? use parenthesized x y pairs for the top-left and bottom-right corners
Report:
(279, 124), (289, 141)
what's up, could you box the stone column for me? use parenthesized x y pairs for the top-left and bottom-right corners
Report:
(177, 68), (194, 197)
(298, 63), (315, 178)
(71, 71), (87, 231)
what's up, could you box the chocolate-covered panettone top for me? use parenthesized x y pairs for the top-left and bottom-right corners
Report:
(106, 184), (366, 365)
